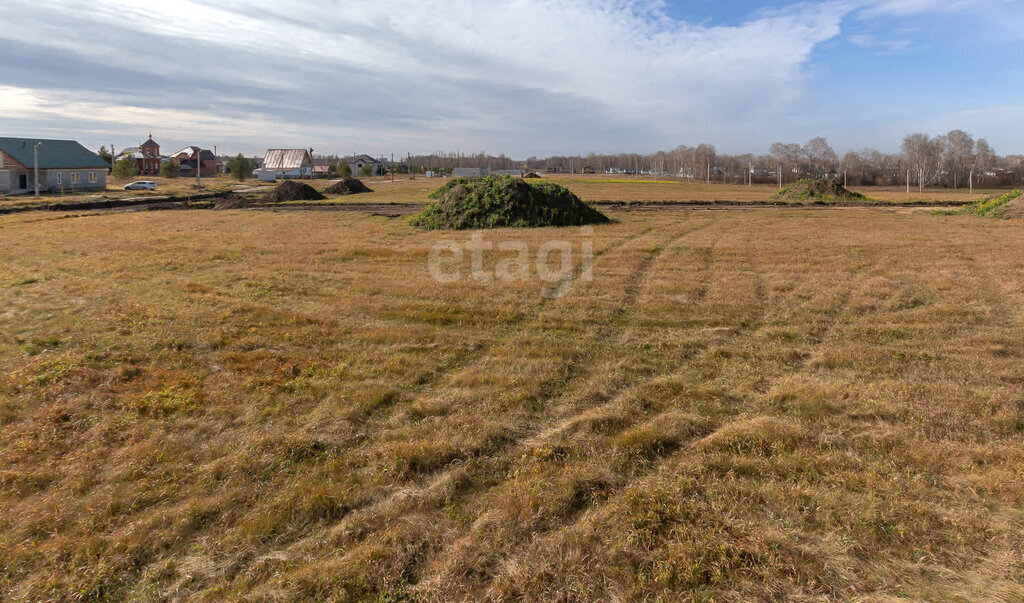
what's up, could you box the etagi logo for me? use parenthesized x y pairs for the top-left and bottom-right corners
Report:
(428, 227), (594, 299)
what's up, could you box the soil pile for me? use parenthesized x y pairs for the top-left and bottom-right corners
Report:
(961, 189), (1024, 219)
(1000, 194), (1024, 219)
(212, 193), (255, 210)
(263, 180), (324, 203)
(411, 175), (609, 230)
(773, 178), (866, 203)
(325, 178), (373, 195)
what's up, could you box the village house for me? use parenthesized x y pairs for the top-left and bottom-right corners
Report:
(0, 137), (110, 194)
(453, 167), (491, 178)
(260, 148), (314, 180)
(169, 146), (217, 177)
(346, 154), (385, 176)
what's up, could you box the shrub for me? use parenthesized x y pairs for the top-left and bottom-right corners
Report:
(159, 160), (177, 179)
(112, 157), (140, 179)
(228, 154), (253, 181)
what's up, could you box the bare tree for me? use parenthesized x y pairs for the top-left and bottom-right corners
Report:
(770, 142), (801, 185)
(694, 144), (716, 183)
(942, 129), (974, 189)
(973, 138), (995, 186)
(802, 137), (838, 178)
(902, 133), (944, 193)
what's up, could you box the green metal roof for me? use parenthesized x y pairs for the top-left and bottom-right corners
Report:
(0, 137), (110, 170)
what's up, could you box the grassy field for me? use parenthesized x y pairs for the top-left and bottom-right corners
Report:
(2, 204), (1023, 600)
(1, 174), (997, 210)
(309, 175), (997, 205)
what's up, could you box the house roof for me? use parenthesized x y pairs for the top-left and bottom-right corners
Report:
(263, 149), (312, 170)
(172, 146), (216, 161)
(0, 137), (110, 169)
(348, 154), (380, 164)
(140, 138), (159, 148)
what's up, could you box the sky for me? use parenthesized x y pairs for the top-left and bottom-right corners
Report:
(0, 0), (1021, 158)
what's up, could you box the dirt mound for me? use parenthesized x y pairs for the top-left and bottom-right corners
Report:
(1000, 194), (1024, 219)
(524, 172), (541, 179)
(961, 190), (1024, 219)
(411, 175), (609, 230)
(325, 178), (373, 195)
(212, 193), (255, 210)
(263, 180), (325, 203)
(773, 178), (866, 203)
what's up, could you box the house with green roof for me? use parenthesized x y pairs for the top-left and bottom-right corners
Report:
(0, 137), (110, 194)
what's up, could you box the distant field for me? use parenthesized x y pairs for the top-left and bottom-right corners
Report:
(2, 206), (1023, 600)
(0, 173), (998, 210)
(314, 175), (997, 205)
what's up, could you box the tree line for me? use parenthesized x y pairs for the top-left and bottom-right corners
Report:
(386, 131), (1023, 188)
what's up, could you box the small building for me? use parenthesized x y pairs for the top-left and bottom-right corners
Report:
(312, 165), (332, 178)
(0, 137), (109, 194)
(170, 146), (217, 177)
(263, 148), (314, 179)
(453, 167), (490, 178)
(347, 154), (385, 176)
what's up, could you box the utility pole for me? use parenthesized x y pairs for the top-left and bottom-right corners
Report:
(748, 161), (752, 187)
(33, 141), (42, 197)
(906, 170), (910, 194)
(196, 148), (201, 189)
(970, 169), (974, 194)
(391, 153), (394, 182)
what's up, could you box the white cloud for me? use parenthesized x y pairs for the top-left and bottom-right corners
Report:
(0, 0), (1017, 155)
(0, 0), (857, 155)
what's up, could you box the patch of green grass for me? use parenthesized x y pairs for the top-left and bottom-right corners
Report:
(958, 189), (1022, 218)
(5, 276), (40, 287)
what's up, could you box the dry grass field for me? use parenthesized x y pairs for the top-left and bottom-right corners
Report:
(2, 205), (1024, 600)
(0, 173), (996, 211)
(294, 175), (996, 206)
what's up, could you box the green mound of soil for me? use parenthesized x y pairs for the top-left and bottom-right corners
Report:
(960, 189), (1023, 218)
(263, 180), (324, 203)
(411, 176), (609, 230)
(325, 178), (372, 195)
(773, 178), (866, 203)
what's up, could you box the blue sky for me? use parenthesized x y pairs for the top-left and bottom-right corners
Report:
(0, 0), (1021, 157)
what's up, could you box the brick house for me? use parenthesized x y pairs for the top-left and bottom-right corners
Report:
(170, 146), (217, 177)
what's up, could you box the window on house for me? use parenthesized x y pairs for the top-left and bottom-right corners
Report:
(71, 172), (80, 184)
(88, 172), (97, 184)
(56, 173), (62, 185)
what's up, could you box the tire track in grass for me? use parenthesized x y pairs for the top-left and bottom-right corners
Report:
(295, 218), (716, 558)
(401, 216), (735, 591)
(248, 218), (707, 576)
